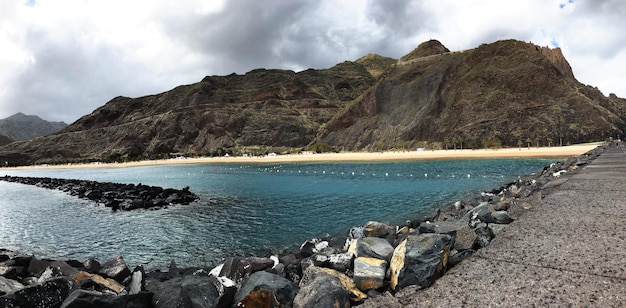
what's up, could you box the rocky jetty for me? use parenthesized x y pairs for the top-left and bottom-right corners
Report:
(0, 146), (605, 307)
(0, 176), (198, 211)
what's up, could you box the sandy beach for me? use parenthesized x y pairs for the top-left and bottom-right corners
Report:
(5, 142), (603, 171)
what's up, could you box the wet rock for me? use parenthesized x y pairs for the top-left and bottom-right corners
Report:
(98, 256), (131, 284)
(390, 233), (453, 290)
(233, 271), (299, 308)
(353, 257), (387, 291)
(60, 289), (153, 308)
(1, 277), (72, 308)
(294, 266), (366, 307)
(352, 237), (395, 261)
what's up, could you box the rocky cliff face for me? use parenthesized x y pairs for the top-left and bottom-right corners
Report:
(1, 39), (625, 165)
(319, 40), (625, 150)
(0, 113), (67, 141)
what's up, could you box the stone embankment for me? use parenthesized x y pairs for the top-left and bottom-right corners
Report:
(0, 176), (198, 211)
(0, 146), (604, 307)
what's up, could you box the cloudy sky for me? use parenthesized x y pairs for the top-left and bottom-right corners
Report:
(1, 0), (624, 123)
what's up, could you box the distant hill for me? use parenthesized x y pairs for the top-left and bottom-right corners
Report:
(1, 39), (625, 165)
(0, 113), (67, 141)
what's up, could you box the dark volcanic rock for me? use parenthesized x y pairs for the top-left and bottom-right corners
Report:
(390, 233), (453, 290)
(98, 256), (131, 284)
(60, 290), (153, 308)
(1, 277), (72, 308)
(0, 176), (198, 211)
(233, 271), (299, 308)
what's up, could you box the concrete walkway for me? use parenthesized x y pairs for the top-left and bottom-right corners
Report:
(400, 146), (626, 306)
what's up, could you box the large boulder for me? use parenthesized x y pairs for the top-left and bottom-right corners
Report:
(363, 221), (394, 238)
(149, 274), (228, 308)
(390, 233), (453, 290)
(417, 220), (466, 236)
(353, 257), (387, 291)
(232, 271), (299, 308)
(293, 266), (366, 308)
(60, 290), (153, 308)
(453, 224), (477, 251)
(0, 277), (72, 308)
(98, 256), (131, 284)
(352, 237), (395, 262)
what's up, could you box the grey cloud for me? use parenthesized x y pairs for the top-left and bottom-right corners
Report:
(4, 28), (162, 123)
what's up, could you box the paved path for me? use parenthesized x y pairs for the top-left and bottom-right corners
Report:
(399, 146), (626, 306)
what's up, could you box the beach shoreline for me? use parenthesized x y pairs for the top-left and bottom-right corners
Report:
(4, 142), (603, 170)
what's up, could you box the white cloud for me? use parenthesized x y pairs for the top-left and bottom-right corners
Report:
(0, 0), (625, 123)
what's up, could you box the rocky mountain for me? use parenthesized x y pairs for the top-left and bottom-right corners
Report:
(1, 39), (625, 165)
(319, 39), (626, 150)
(0, 133), (13, 146)
(0, 113), (67, 141)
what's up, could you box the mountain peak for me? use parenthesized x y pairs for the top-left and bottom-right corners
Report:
(400, 39), (450, 62)
(0, 113), (67, 141)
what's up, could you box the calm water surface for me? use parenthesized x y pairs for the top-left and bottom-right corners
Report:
(0, 158), (555, 270)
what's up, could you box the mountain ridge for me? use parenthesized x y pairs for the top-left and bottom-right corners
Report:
(1, 39), (624, 165)
(0, 112), (67, 141)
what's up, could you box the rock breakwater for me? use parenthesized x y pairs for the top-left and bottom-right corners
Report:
(0, 176), (198, 211)
(0, 145), (604, 307)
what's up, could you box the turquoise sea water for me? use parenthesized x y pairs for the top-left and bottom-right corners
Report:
(0, 158), (554, 270)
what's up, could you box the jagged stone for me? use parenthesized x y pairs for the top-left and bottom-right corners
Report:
(448, 249), (475, 267)
(0, 277), (72, 308)
(390, 233), (453, 290)
(150, 275), (223, 308)
(491, 210), (514, 224)
(363, 221), (394, 238)
(418, 220), (466, 236)
(0, 276), (24, 295)
(326, 252), (355, 272)
(27, 257), (52, 277)
(60, 290), (153, 308)
(233, 271), (299, 308)
(353, 257), (387, 291)
(473, 224), (495, 248)
(354, 237), (395, 261)
(49, 261), (79, 277)
(98, 256), (131, 284)
(294, 266), (366, 307)
(83, 258), (101, 274)
(299, 238), (331, 257)
(71, 271), (125, 294)
(453, 224), (477, 251)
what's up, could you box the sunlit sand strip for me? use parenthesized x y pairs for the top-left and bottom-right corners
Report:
(6, 142), (604, 170)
